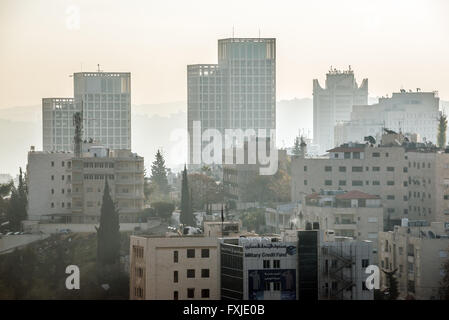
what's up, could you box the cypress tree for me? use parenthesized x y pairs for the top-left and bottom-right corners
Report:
(96, 178), (120, 266)
(437, 112), (447, 149)
(180, 165), (194, 226)
(292, 136), (301, 156)
(150, 150), (170, 194)
(6, 168), (27, 230)
(382, 268), (399, 300)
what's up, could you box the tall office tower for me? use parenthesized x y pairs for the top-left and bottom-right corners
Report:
(42, 71), (131, 152)
(313, 67), (368, 154)
(42, 98), (76, 151)
(187, 38), (276, 166)
(73, 72), (131, 150)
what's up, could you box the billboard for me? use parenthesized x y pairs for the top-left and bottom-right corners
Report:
(247, 269), (296, 300)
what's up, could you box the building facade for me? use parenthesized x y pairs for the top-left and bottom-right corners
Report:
(130, 235), (220, 300)
(378, 221), (449, 299)
(188, 38), (276, 166)
(313, 67), (368, 154)
(43, 71), (131, 152)
(291, 133), (449, 228)
(302, 190), (383, 262)
(27, 144), (144, 223)
(220, 236), (298, 300)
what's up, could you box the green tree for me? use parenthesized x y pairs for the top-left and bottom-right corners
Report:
(293, 136), (301, 156)
(6, 168), (27, 230)
(437, 112), (447, 149)
(151, 201), (175, 222)
(150, 150), (170, 195)
(180, 165), (194, 226)
(241, 209), (266, 234)
(96, 178), (120, 266)
(382, 268), (399, 300)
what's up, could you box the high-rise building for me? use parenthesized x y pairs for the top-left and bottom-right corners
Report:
(42, 71), (131, 152)
(313, 67), (368, 154)
(187, 38), (276, 166)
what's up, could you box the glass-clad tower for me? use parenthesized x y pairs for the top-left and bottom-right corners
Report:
(187, 38), (276, 165)
(42, 71), (131, 152)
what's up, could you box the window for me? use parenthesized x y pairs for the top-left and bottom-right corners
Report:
(51, 161), (54, 167)
(62, 161), (65, 167)
(187, 249), (195, 258)
(62, 175), (64, 181)
(273, 260), (280, 268)
(440, 251), (448, 258)
(273, 282), (281, 291)
(325, 166), (332, 172)
(304, 166), (307, 172)
(51, 202), (54, 208)
(387, 181), (395, 186)
(201, 269), (210, 278)
(263, 260), (270, 268)
(339, 166), (346, 172)
(264, 282), (271, 291)
(387, 195), (395, 200)
(344, 152), (350, 159)
(353, 152), (361, 159)
(51, 175), (54, 181)
(352, 180), (363, 186)
(403, 167), (408, 173)
(201, 249), (209, 258)
(339, 180), (346, 186)
(362, 259), (369, 268)
(325, 180), (332, 186)
(387, 167), (394, 172)
(304, 180), (308, 185)
(201, 289), (210, 298)
(187, 269), (195, 278)
(174, 271), (178, 283)
(372, 152), (380, 157)
(352, 166), (363, 172)
(373, 181), (380, 185)
(187, 288), (195, 298)
(174, 291), (178, 300)
(174, 250), (178, 263)
(368, 217), (378, 223)
(372, 167), (380, 172)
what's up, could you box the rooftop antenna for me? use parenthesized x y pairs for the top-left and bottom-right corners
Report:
(258, 28), (261, 39)
(232, 26), (234, 39)
(97, 64), (102, 72)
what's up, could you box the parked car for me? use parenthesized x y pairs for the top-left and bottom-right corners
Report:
(59, 229), (72, 234)
(6, 232), (13, 235)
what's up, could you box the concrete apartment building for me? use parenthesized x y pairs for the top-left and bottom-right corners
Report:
(281, 228), (374, 300)
(302, 190), (383, 262)
(335, 90), (440, 147)
(313, 67), (368, 154)
(27, 143), (144, 223)
(291, 132), (449, 229)
(187, 38), (276, 167)
(378, 221), (449, 299)
(129, 235), (220, 300)
(43, 71), (131, 152)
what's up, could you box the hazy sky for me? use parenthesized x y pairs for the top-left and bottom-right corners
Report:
(1, 0), (449, 109)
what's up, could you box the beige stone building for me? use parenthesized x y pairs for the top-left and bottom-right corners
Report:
(302, 190), (383, 262)
(378, 221), (449, 299)
(291, 133), (449, 228)
(27, 144), (144, 223)
(129, 235), (220, 300)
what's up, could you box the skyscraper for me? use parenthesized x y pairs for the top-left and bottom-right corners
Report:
(187, 38), (276, 166)
(313, 67), (368, 154)
(42, 71), (131, 152)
